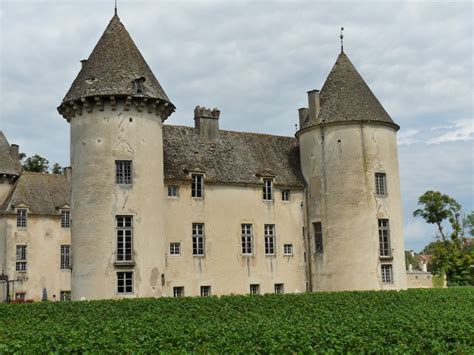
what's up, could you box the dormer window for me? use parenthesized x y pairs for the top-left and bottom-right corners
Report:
(16, 209), (27, 228)
(61, 210), (71, 228)
(263, 179), (273, 201)
(191, 174), (203, 198)
(133, 77), (146, 94)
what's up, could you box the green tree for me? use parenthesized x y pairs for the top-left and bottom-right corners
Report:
(51, 163), (62, 174)
(414, 190), (474, 286)
(22, 154), (49, 173)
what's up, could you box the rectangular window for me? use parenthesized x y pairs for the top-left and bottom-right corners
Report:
(60, 291), (71, 301)
(60, 245), (71, 270)
(16, 245), (27, 271)
(115, 160), (132, 185)
(381, 265), (393, 283)
(170, 242), (181, 255)
(263, 179), (273, 200)
(192, 223), (205, 256)
(264, 224), (275, 255)
(375, 173), (387, 196)
(116, 216), (133, 262)
(283, 244), (293, 255)
(378, 219), (391, 257)
(282, 190), (291, 201)
(167, 185), (179, 197)
(274, 283), (284, 294)
(191, 174), (203, 198)
(16, 209), (27, 228)
(200, 286), (211, 297)
(250, 284), (260, 295)
(15, 292), (26, 301)
(117, 271), (133, 294)
(314, 222), (323, 253)
(241, 224), (253, 255)
(173, 286), (184, 298)
(61, 210), (71, 228)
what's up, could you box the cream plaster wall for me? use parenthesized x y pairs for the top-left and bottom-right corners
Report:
(298, 122), (406, 291)
(163, 182), (307, 296)
(1, 214), (71, 301)
(69, 101), (167, 300)
(406, 271), (434, 288)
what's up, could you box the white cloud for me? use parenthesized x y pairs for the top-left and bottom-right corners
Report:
(398, 129), (420, 146)
(427, 119), (474, 145)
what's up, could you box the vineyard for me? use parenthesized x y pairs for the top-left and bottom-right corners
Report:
(1, 288), (473, 353)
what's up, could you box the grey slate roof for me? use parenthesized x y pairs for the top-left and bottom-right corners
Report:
(4, 172), (70, 215)
(62, 14), (172, 105)
(163, 125), (304, 187)
(318, 52), (397, 127)
(0, 131), (22, 176)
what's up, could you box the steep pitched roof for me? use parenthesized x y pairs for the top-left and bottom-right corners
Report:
(163, 126), (304, 187)
(3, 173), (70, 215)
(62, 14), (172, 105)
(318, 52), (396, 127)
(0, 131), (22, 176)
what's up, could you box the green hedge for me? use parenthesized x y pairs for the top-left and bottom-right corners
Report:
(1, 288), (473, 353)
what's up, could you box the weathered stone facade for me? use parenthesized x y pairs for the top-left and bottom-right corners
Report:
(1, 12), (407, 301)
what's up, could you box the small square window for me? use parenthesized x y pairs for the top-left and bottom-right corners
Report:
(250, 284), (260, 295)
(170, 242), (181, 255)
(117, 271), (133, 294)
(116, 161), (132, 185)
(381, 265), (393, 284)
(200, 285), (211, 297)
(173, 286), (184, 298)
(168, 185), (179, 197)
(274, 283), (284, 294)
(283, 244), (293, 255)
(60, 291), (71, 301)
(16, 209), (27, 228)
(15, 292), (26, 301)
(61, 210), (71, 228)
(282, 190), (291, 201)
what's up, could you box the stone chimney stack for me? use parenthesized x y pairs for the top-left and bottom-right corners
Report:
(298, 108), (309, 129)
(80, 59), (88, 68)
(10, 144), (19, 160)
(194, 106), (220, 142)
(307, 89), (320, 124)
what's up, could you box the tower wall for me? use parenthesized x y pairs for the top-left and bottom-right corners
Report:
(298, 122), (406, 291)
(70, 100), (166, 300)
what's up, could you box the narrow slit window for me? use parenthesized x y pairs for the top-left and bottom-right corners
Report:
(314, 222), (323, 253)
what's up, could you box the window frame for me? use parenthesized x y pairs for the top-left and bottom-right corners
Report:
(16, 208), (27, 228)
(15, 245), (27, 272)
(274, 283), (284, 294)
(282, 190), (291, 201)
(117, 271), (134, 294)
(200, 285), (211, 297)
(378, 219), (391, 258)
(314, 222), (323, 254)
(375, 172), (387, 196)
(167, 185), (179, 198)
(15, 292), (26, 301)
(60, 290), (71, 301)
(249, 284), (260, 295)
(60, 245), (71, 270)
(173, 286), (184, 298)
(381, 264), (393, 284)
(115, 160), (132, 185)
(116, 216), (133, 262)
(241, 224), (253, 255)
(169, 242), (181, 256)
(264, 224), (275, 256)
(60, 209), (71, 228)
(191, 174), (204, 198)
(283, 244), (294, 256)
(263, 179), (273, 201)
(192, 223), (205, 256)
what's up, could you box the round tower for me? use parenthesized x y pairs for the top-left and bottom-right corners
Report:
(297, 52), (406, 291)
(58, 13), (174, 300)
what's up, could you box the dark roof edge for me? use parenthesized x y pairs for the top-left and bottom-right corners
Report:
(164, 177), (305, 189)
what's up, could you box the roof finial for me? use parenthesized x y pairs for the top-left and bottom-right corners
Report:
(114, 0), (117, 16)
(340, 27), (344, 53)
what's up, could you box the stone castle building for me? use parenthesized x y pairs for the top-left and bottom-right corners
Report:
(0, 12), (406, 301)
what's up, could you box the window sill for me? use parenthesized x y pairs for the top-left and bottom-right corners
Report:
(265, 254), (276, 257)
(283, 254), (294, 257)
(379, 256), (393, 260)
(192, 255), (205, 258)
(114, 260), (136, 267)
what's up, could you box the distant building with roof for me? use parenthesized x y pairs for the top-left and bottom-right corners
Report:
(0, 11), (407, 301)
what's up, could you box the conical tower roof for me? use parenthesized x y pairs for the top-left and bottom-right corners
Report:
(0, 131), (22, 177)
(318, 52), (396, 127)
(61, 14), (173, 106)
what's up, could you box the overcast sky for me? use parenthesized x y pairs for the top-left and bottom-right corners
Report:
(0, 0), (472, 252)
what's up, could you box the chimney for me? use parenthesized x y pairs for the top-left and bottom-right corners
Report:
(298, 108), (309, 129)
(63, 167), (72, 182)
(80, 59), (88, 68)
(307, 89), (320, 124)
(194, 106), (220, 142)
(10, 144), (19, 160)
